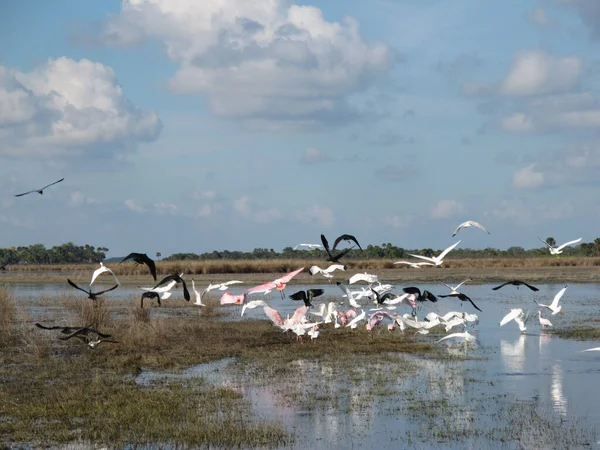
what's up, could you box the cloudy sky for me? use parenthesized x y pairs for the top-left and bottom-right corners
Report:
(1, 0), (599, 257)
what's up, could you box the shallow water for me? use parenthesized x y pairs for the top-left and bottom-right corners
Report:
(9, 279), (600, 448)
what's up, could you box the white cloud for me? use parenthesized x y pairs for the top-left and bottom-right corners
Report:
(430, 200), (464, 219)
(197, 204), (213, 217)
(512, 164), (544, 189)
(499, 51), (582, 97)
(233, 196), (251, 216)
(69, 191), (100, 207)
(233, 195), (282, 223)
(124, 199), (145, 213)
(383, 216), (407, 228)
(153, 203), (178, 215)
(299, 147), (329, 164)
(253, 207), (282, 224)
(527, 7), (553, 27)
(0, 57), (161, 158)
(295, 205), (335, 227)
(103, 0), (395, 128)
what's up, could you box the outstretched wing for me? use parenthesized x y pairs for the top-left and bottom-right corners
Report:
(452, 221), (467, 237)
(471, 221), (489, 234)
(403, 287), (422, 296)
(307, 289), (324, 300)
(537, 237), (552, 249)
(67, 279), (90, 295)
(521, 281), (539, 292)
(275, 267), (304, 284)
(40, 178), (64, 191)
(320, 234), (331, 252)
(14, 189), (37, 197)
(550, 286), (568, 309)
(556, 238), (582, 252)
(141, 254), (157, 280)
(438, 240), (461, 260)
(466, 296), (482, 312)
(118, 252), (139, 265)
(491, 281), (511, 291)
(332, 234), (362, 251)
(289, 291), (307, 302)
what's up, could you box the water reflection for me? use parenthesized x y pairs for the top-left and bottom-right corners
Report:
(500, 335), (526, 373)
(551, 364), (567, 417)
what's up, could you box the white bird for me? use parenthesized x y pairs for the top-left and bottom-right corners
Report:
(452, 220), (490, 237)
(349, 272), (379, 284)
(444, 316), (466, 333)
(442, 279), (471, 295)
(90, 262), (119, 287)
(582, 347), (600, 352)
(294, 243), (323, 250)
(408, 241), (461, 266)
(241, 299), (268, 316)
(393, 261), (434, 268)
(537, 286), (567, 315)
(191, 280), (206, 307)
(537, 311), (553, 329)
(307, 325), (320, 342)
(140, 279), (177, 294)
(203, 280), (243, 295)
(346, 309), (366, 329)
(336, 282), (362, 308)
(499, 308), (530, 333)
(436, 331), (476, 343)
(309, 264), (346, 279)
(538, 237), (582, 255)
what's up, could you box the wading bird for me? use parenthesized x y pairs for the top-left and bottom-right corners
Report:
(14, 178), (64, 197)
(436, 331), (476, 344)
(537, 237), (582, 256)
(537, 286), (567, 315)
(537, 311), (553, 329)
(408, 241), (461, 266)
(119, 252), (157, 281)
(289, 289), (324, 307)
(152, 274), (190, 301)
(191, 280), (205, 307)
(90, 262), (119, 287)
(320, 234), (354, 264)
(492, 280), (539, 292)
(452, 220), (490, 237)
(499, 308), (530, 333)
(67, 279), (119, 300)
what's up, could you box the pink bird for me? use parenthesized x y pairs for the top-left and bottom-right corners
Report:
(220, 292), (247, 305)
(246, 267), (305, 299)
(537, 311), (553, 329)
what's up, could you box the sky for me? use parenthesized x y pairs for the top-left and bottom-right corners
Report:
(1, 0), (600, 257)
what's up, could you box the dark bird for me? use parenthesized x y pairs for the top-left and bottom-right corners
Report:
(332, 234), (363, 251)
(492, 280), (539, 292)
(35, 322), (93, 335)
(371, 289), (398, 306)
(59, 326), (117, 348)
(321, 234), (354, 263)
(141, 291), (162, 308)
(15, 178), (64, 197)
(289, 289), (324, 307)
(67, 279), (119, 300)
(403, 287), (437, 303)
(119, 252), (157, 281)
(439, 292), (482, 312)
(152, 274), (190, 301)
(0, 263), (7, 271)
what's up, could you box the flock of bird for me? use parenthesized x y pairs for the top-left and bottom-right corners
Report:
(9, 179), (591, 349)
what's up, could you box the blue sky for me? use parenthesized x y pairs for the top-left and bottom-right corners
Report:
(1, 0), (599, 257)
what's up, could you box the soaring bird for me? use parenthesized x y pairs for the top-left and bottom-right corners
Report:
(67, 279), (119, 300)
(289, 289), (324, 307)
(118, 252), (157, 281)
(90, 262), (120, 287)
(332, 234), (363, 251)
(492, 280), (539, 292)
(536, 286), (567, 315)
(402, 287), (437, 303)
(537, 237), (582, 256)
(438, 292), (482, 312)
(151, 274), (190, 301)
(349, 272), (379, 285)
(442, 279), (472, 295)
(452, 221), (490, 237)
(15, 178), (64, 197)
(59, 326), (118, 348)
(408, 241), (461, 266)
(293, 243), (323, 250)
(321, 234), (354, 263)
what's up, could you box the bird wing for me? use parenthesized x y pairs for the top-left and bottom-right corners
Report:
(437, 332), (472, 343)
(454, 279), (471, 290)
(556, 238), (582, 252)
(307, 289), (325, 300)
(180, 278), (191, 301)
(90, 265), (109, 286)
(14, 189), (37, 197)
(521, 281), (539, 292)
(288, 291), (307, 302)
(263, 306), (285, 326)
(152, 275), (176, 290)
(370, 288), (383, 304)
(537, 237), (552, 249)
(407, 254), (436, 264)
(402, 287), (422, 296)
(67, 279), (90, 295)
(333, 234), (362, 251)
(320, 234), (331, 252)
(191, 280), (201, 302)
(491, 281), (511, 291)
(274, 267), (304, 284)
(309, 265), (323, 275)
(94, 284), (119, 296)
(324, 264), (346, 273)
(142, 255), (157, 281)
(35, 323), (62, 330)
(246, 281), (277, 294)
(438, 240), (461, 260)
(423, 291), (437, 302)
(452, 222), (467, 237)
(550, 286), (567, 309)
(471, 221), (489, 234)
(40, 178), (65, 191)
(466, 296), (482, 312)
(118, 252), (139, 265)
(334, 246), (354, 260)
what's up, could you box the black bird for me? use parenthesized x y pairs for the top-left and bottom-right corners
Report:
(15, 178), (64, 197)
(439, 292), (482, 312)
(403, 286), (437, 303)
(321, 234), (354, 263)
(492, 280), (539, 292)
(119, 252), (157, 281)
(141, 291), (162, 308)
(59, 326), (117, 348)
(67, 279), (119, 300)
(371, 288), (395, 306)
(332, 234), (363, 251)
(289, 289), (324, 307)
(151, 274), (190, 301)
(0, 263), (7, 271)
(35, 322), (93, 335)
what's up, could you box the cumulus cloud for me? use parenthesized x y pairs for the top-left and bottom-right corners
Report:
(102, 0), (396, 128)
(383, 216), (407, 228)
(0, 57), (161, 158)
(295, 205), (335, 227)
(299, 147), (330, 165)
(430, 200), (464, 219)
(124, 199), (145, 213)
(513, 164), (545, 189)
(233, 196), (282, 223)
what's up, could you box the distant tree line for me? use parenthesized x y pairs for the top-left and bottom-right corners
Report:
(0, 243), (108, 264)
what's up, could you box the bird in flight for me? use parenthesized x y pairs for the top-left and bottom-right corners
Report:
(402, 287), (438, 303)
(438, 292), (482, 312)
(537, 237), (582, 256)
(293, 243), (323, 250)
(119, 252), (157, 281)
(35, 322), (93, 335)
(15, 178), (65, 197)
(151, 273), (190, 301)
(536, 286), (567, 315)
(492, 280), (539, 292)
(321, 234), (354, 263)
(67, 279), (119, 300)
(59, 326), (118, 348)
(90, 262), (119, 287)
(331, 234), (363, 251)
(408, 241), (461, 266)
(289, 289), (325, 307)
(499, 308), (530, 333)
(393, 261), (434, 269)
(452, 220), (490, 237)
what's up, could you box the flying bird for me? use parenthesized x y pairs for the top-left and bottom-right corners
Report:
(151, 274), (190, 301)
(321, 234), (354, 263)
(246, 267), (304, 299)
(59, 326), (118, 348)
(308, 264), (346, 278)
(537, 286), (567, 315)
(499, 308), (530, 333)
(408, 241), (461, 266)
(402, 287), (437, 303)
(90, 262), (120, 287)
(119, 253), (157, 281)
(452, 221), (490, 237)
(349, 272), (379, 285)
(289, 289), (324, 307)
(14, 178), (64, 197)
(332, 234), (363, 251)
(67, 279), (119, 300)
(293, 243), (323, 250)
(140, 290), (172, 308)
(436, 331), (476, 344)
(438, 292), (482, 312)
(393, 261), (434, 269)
(442, 279), (472, 295)
(492, 280), (539, 291)
(537, 237), (582, 256)
(35, 322), (93, 335)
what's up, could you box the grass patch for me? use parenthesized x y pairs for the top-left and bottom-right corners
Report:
(551, 326), (600, 341)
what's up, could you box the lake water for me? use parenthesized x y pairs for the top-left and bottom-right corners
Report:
(9, 280), (600, 448)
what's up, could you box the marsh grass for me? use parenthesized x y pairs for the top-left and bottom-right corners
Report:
(551, 326), (600, 341)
